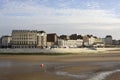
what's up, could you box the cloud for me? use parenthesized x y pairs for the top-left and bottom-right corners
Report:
(86, 1), (101, 9)
(0, 1), (119, 24)
(0, 0), (120, 39)
(0, 0), (120, 29)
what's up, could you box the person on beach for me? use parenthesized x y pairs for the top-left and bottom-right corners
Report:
(40, 64), (46, 72)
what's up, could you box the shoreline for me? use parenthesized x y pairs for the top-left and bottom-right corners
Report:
(104, 72), (120, 80)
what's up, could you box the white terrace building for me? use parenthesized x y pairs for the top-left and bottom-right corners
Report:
(58, 39), (83, 48)
(89, 36), (97, 46)
(11, 30), (47, 48)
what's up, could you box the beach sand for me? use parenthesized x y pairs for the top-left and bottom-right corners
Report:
(0, 52), (120, 80)
(4, 72), (73, 80)
(0, 52), (120, 62)
(104, 72), (120, 80)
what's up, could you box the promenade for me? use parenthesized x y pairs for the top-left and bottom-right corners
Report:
(0, 48), (120, 54)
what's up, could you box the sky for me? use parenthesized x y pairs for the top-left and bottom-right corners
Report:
(0, 0), (120, 39)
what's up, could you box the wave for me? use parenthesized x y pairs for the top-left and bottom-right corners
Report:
(87, 69), (120, 80)
(55, 69), (120, 80)
(56, 71), (89, 79)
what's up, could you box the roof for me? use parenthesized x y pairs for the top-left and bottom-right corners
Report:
(38, 31), (46, 33)
(12, 30), (37, 32)
(1, 35), (11, 38)
(106, 35), (112, 38)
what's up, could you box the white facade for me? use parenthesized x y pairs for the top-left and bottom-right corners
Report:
(12, 30), (47, 48)
(83, 35), (97, 46)
(83, 35), (89, 46)
(37, 32), (47, 47)
(58, 39), (83, 48)
(95, 38), (105, 44)
(93, 38), (105, 47)
(89, 36), (96, 45)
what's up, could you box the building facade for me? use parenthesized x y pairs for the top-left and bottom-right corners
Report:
(83, 35), (99, 47)
(58, 39), (83, 48)
(112, 40), (119, 45)
(1, 36), (12, 48)
(11, 30), (47, 48)
(89, 36), (97, 46)
(105, 35), (112, 45)
(83, 35), (90, 46)
(93, 38), (105, 47)
(47, 33), (58, 47)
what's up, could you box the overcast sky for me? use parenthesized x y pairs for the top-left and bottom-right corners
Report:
(0, 0), (120, 39)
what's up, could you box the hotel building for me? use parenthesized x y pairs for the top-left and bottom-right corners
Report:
(11, 30), (47, 48)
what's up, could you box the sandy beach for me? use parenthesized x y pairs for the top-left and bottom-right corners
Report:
(0, 51), (120, 80)
(104, 72), (120, 80)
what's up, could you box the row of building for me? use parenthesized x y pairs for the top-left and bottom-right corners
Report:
(0, 30), (119, 48)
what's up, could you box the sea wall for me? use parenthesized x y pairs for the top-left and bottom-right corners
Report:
(0, 48), (119, 54)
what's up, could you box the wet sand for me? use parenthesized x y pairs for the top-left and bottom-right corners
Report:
(0, 52), (120, 62)
(104, 72), (120, 80)
(0, 52), (120, 80)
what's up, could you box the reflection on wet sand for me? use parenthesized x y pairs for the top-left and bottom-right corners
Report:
(0, 60), (120, 80)
(0, 55), (120, 80)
